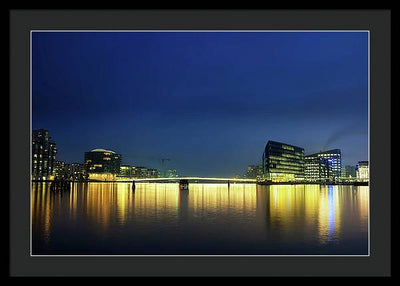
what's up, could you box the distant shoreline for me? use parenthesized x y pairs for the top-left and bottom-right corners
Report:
(31, 180), (368, 186)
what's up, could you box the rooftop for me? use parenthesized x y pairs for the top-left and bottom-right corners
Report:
(90, 148), (116, 154)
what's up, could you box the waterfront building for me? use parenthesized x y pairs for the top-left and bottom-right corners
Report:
(132, 166), (149, 178)
(55, 162), (87, 181)
(262, 141), (305, 182)
(120, 165), (133, 178)
(356, 161), (369, 182)
(84, 149), (121, 181)
(32, 129), (57, 180)
(64, 163), (88, 181)
(119, 165), (160, 179)
(147, 168), (160, 178)
(305, 149), (342, 182)
(341, 167), (346, 179)
(305, 156), (330, 183)
(318, 149), (342, 181)
(344, 165), (357, 179)
(246, 165), (263, 180)
(53, 160), (65, 179)
(246, 165), (257, 179)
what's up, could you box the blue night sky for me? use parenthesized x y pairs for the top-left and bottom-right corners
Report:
(32, 31), (368, 177)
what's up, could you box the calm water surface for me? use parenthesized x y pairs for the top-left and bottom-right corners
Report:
(32, 182), (369, 255)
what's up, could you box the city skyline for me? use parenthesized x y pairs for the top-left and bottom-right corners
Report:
(32, 31), (368, 177)
(32, 128), (365, 180)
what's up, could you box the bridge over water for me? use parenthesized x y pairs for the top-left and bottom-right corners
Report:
(131, 177), (257, 184)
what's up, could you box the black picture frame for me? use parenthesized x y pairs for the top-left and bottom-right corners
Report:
(9, 9), (391, 277)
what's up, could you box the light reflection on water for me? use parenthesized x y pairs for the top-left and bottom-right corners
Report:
(32, 182), (369, 255)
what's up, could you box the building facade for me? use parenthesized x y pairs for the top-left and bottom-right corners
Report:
(246, 165), (263, 180)
(53, 160), (88, 181)
(119, 165), (160, 179)
(262, 141), (305, 182)
(32, 129), (57, 180)
(305, 149), (342, 182)
(133, 166), (150, 178)
(120, 165), (133, 178)
(304, 156), (330, 183)
(64, 163), (88, 181)
(356, 161), (369, 182)
(84, 149), (121, 181)
(53, 160), (65, 179)
(344, 165), (357, 179)
(147, 168), (161, 178)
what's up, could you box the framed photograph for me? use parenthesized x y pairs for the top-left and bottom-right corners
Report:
(9, 9), (391, 277)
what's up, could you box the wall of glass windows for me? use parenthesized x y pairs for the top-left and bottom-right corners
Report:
(262, 141), (305, 182)
(305, 149), (342, 183)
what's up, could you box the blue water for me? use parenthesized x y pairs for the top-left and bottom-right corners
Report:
(32, 182), (369, 255)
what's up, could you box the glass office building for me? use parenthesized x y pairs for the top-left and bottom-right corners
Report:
(84, 149), (122, 181)
(305, 156), (330, 183)
(262, 140), (305, 182)
(305, 149), (342, 182)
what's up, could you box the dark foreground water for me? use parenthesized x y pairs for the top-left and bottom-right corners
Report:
(32, 182), (369, 255)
